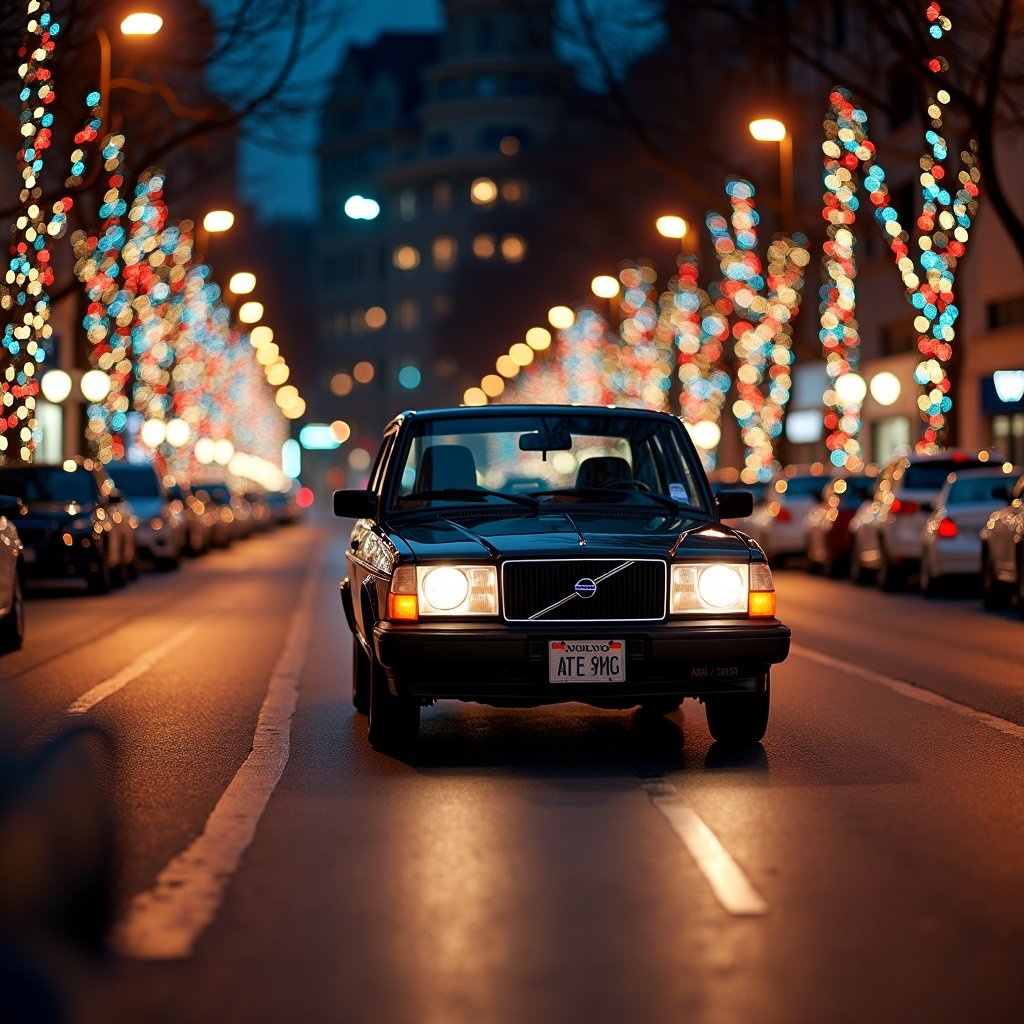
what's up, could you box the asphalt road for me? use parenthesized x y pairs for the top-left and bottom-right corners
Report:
(1, 519), (1022, 1024)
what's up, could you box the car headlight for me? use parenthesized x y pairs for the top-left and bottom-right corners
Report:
(670, 562), (775, 617)
(387, 564), (499, 620)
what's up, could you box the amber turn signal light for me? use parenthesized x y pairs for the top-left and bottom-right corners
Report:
(388, 593), (419, 621)
(748, 591), (776, 617)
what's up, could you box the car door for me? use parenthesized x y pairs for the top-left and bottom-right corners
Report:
(991, 476), (1024, 580)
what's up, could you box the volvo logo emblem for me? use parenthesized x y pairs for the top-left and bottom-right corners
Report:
(574, 578), (597, 599)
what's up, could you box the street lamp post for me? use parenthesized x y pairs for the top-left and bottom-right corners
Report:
(749, 118), (794, 232)
(656, 215), (690, 257)
(95, 13), (164, 134)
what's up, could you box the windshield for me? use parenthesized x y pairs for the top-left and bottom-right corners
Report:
(947, 473), (1017, 505)
(904, 459), (986, 490)
(390, 411), (709, 512)
(198, 484), (232, 504)
(0, 466), (100, 504)
(107, 462), (162, 497)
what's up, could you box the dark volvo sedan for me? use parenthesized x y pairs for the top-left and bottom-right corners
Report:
(335, 405), (790, 754)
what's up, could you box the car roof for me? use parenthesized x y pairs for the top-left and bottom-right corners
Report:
(385, 404), (681, 432)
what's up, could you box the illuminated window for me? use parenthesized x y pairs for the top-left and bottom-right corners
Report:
(473, 234), (496, 259)
(499, 135), (520, 157)
(470, 177), (498, 205)
(434, 181), (452, 213)
(433, 236), (457, 271)
(393, 245), (420, 270)
(502, 180), (526, 203)
(399, 189), (417, 221)
(365, 306), (387, 329)
(398, 298), (420, 330)
(501, 235), (526, 263)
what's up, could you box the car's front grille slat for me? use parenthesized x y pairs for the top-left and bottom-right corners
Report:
(502, 558), (666, 622)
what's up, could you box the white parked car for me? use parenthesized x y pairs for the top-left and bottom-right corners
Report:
(743, 465), (829, 563)
(0, 494), (25, 652)
(849, 451), (990, 591)
(919, 465), (1020, 597)
(979, 472), (1024, 613)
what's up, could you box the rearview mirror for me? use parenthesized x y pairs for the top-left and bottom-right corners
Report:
(519, 431), (572, 453)
(716, 490), (753, 519)
(334, 489), (376, 519)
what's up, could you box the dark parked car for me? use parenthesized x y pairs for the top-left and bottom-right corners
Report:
(334, 405), (791, 754)
(107, 461), (186, 570)
(804, 472), (878, 577)
(0, 458), (137, 593)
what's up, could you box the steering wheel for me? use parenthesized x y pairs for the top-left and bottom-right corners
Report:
(605, 478), (652, 492)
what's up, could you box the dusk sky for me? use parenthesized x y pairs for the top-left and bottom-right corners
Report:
(235, 0), (443, 222)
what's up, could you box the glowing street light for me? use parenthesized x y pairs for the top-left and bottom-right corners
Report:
(749, 117), (794, 230)
(120, 12), (163, 35)
(591, 275), (619, 299)
(548, 306), (575, 330)
(238, 301), (264, 324)
(40, 369), (73, 404)
(229, 271), (256, 295)
(80, 369), (112, 403)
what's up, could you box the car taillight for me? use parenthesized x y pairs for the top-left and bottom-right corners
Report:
(771, 505), (792, 523)
(936, 517), (958, 538)
(891, 499), (919, 515)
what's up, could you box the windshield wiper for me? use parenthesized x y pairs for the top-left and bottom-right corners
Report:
(396, 487), (538, 508)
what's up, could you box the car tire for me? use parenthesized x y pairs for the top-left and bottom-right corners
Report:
(352, 637), (371, 715)
(981, 547), (1008, 610)
(850, 541), (873, 586)
(86, 547), (112, 595)
(877, 544), (903, 592)
(367, 653), (419, 754)
(0, 570), (25, 653)
(704, 676), (770, 745)
(920, 554), (942, 598)
(636, 696), (683, 716)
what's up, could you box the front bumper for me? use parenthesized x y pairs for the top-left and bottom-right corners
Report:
(373, 618), (791, 703)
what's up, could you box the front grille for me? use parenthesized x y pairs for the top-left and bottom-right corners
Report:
(502, 558), (666, 622)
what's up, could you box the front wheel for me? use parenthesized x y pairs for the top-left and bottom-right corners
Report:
(367, 656), (419, 754)
(86, 546), (112, 595)
(704, 677), (770, 745)
(0, 570), (25, 653)
(919, 553), (942, 598)
(636, 696), (683, 716)
(351, 636), (371, 715)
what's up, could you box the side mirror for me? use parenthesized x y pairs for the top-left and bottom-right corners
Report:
(333, 489), (376, 519)
(716, 489), (753, 520)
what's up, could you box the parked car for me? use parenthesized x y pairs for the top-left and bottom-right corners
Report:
(804, 471), (878, 577)
(919, 465), (1021, 597)
(242, 490), (273, 532)
(743, 464), (830, 563)
(106, 461), (186, 570)
(0, 458), (138, 593)
(265, 487), (301, 525)
(979, 472), (1024, 613)
(192, 483), (235, 548)
(334, 405), (790, 754)
(0, 495), (26, 652)
(166, 480), (210, 556)
(849, 451), (991, 591)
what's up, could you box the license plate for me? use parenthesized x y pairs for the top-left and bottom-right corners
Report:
(549, 640), (626, 683)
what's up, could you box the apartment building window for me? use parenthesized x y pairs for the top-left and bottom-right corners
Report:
(434, 181), (452, 213)
(433, 236), (457, 271)
(398, 298), (420, 330)
(988, 294), (1024, 330)
(393, 245), (420, 270)
(399, 189), (417, 221)
(473, 234), (496, 259)
(502, 180), (527, 204)
(501, 234), (526, 263)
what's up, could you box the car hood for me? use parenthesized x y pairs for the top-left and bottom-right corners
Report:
(389, 509), (753, 561)
(20, 501), (98, 522)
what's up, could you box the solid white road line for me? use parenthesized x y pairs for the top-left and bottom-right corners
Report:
(112, 560), (321, 960)
(641, 778), (769, 916)
(792, 643), (1024, 743)
(64, 622), (203, 716)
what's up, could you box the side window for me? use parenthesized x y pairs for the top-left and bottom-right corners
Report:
(369, 432), (398, 495)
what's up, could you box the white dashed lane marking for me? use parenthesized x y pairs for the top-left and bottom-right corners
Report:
(113, 559), (321, 960)
(792, 643), (1024, 742)
(641, 778), (769, 917)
